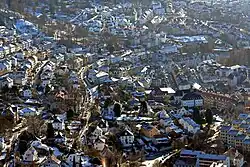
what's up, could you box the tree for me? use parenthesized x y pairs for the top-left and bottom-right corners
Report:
(205, 109), (213, 125)
(114, 103), (121, 117)
(26, 116), (46, 137)
(79, 155), (82, 166)
(139, 101), (148, 114)
(193, 107), (201, 124)
(67, 109), (74, 120)
(73, 156), (76, 167)
(46, 123), (55, 139)
(45, 84), (51, 95)
(107, 44), (115, 54)
(104, 98), (112, 108)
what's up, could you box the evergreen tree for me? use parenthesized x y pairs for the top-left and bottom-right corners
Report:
(46, 123), (55, 139)
(104, 98), (112, 108)
(205, 109), (213, 125)
(73, 156), (76, 167)
(140, 101), (148, 113)
(193, 107), (201, 124)
(45, 84), (51, 95)
(113, 103), (121, 117)
(66, 109), (74, 120)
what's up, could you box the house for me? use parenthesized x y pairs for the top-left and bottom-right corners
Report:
(22, 146), (38, 163)
(11, 71), (27, 86)
(98, 119), (109, 132)
(158, 110), (170, 119)
(93, 137), (106, 151)
(20, 107), (37, 117)
(54, 132), (66, 144)
(0, 137), (5, 151)
(181, 92), (204, 108)
(140, 122), (160, 138)
(224, 148), (244, 167)
(149, 87), (165, 103)
(40, 154), (61, 167)
(220, 125), (233, 142)
(30, 140), (50, 153)
(228, 73), (238, 87)
(178, 117), (200, 134)
(89, 126), (103, 141)
(179, 149), (230, 167)
(95, 71), (110, 84)
(160, 117), (173, 127)
(227, 130), (241, 146)
(119, 129), (134, 147)
(66, 153), (90, 166)
(239, 124), (249, 132)
(52, 117), (65, 130)
(232, 120), (243, 129)
(0, 75), (13, 88)
(243, 139), (250, 152)
(102, 107), (115, 120)
(234, 134), (248, 149)
(177, 107), (190, 116)
(238, 113), (249, 120)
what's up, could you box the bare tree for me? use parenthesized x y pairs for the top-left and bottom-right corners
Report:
(25, 116), (46, 137)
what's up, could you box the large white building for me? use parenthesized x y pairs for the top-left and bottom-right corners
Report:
(181, 92), (204, 108)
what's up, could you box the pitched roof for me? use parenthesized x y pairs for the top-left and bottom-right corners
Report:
(220, 125), (232, 131)
(182, 92), (203, 100)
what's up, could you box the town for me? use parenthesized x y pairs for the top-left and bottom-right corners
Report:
(0, 0), (250, 167)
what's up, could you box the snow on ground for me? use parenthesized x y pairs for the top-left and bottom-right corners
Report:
(142, 156), (165, 167)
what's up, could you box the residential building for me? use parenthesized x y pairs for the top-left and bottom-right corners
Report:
(22, 146), (38, 163)
(119, 129), (134, 147)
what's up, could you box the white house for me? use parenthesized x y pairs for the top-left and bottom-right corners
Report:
(89, 126), (103, 141)
(179, 117), (200, 134)
(98, 119), (109, 132)
(66, 153), (90, 166)
(93, 137), (106, 151)
(119, 129), (134, 147)
(54, 132), (66, 144)
(52, 117), (65, 130)
(22, 146), (38, 162)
